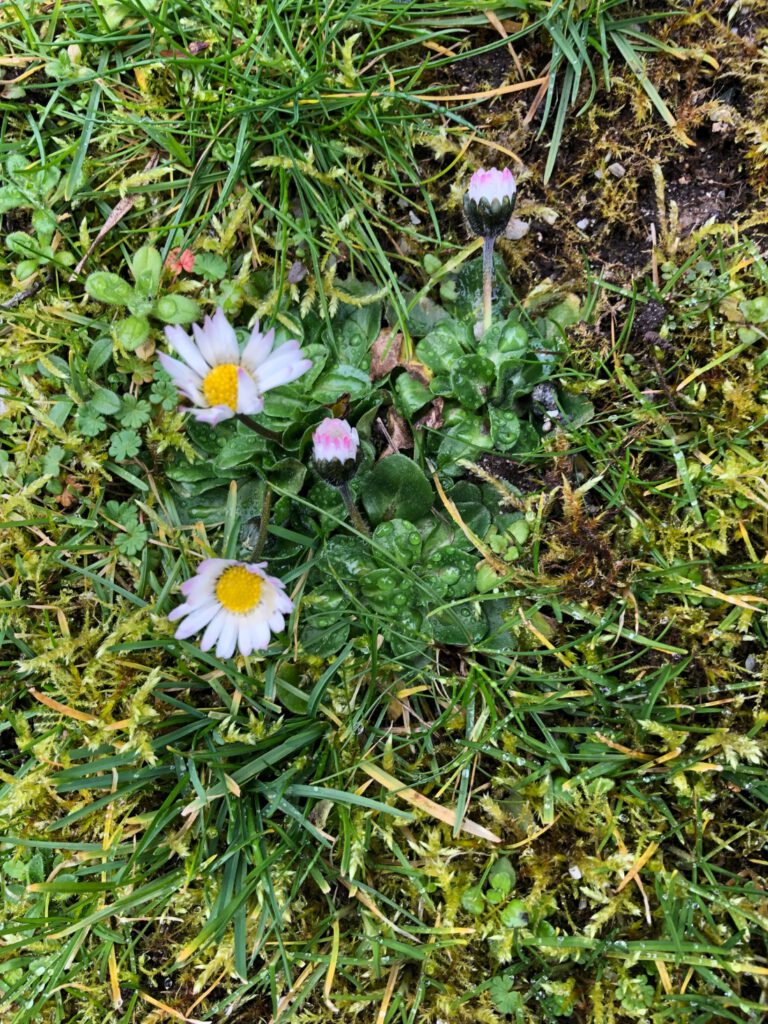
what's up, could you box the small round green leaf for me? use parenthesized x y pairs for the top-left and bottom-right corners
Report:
(499, 899), (529, 928)
(415, 322), (468, 374)
(116, 315), (150, 351)
(361, 454), (433, 524)
(461, 886), (485, 915)
(131, 245), (163, 297)
(488, 406), (521, 451)
(153, 294), (201, 324)
(395, 373), (432, 417)
(373, 518), (423, 567)
(450, 354), (496, 411)
(86, 271), (136, 307)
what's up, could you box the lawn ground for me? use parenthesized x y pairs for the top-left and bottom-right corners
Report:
(2, 2), (768, 1022)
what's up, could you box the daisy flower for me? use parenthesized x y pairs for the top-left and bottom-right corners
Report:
(169, 559), (293, 658)
(158, 308), (312, 426)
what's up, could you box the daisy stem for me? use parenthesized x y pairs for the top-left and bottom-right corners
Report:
(482, 234), (495, 334)
(254, 485), (272, 558)
(339, 482), (370, 537)
(236, 413), (283, 445)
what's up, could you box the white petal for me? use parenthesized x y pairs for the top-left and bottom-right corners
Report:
(256, 345), (312, 393)
(235, 367), (265, 415)
(241, 617), (271, 652)
(193, 308), (239, 366)
(174, 600), (221, 640)
(192, 405), (235, 425)
(179, 574), (219, 605)
(200, 608), (227, 652)
(180, 558), (231, 597)
(237, 619), (254, 656)
(158, 352), (204, 404)
(215, 616), (238, 659)
(240, 323), (275, 374)
(268, 612), (285, 634)
(165, 324), (210, 376)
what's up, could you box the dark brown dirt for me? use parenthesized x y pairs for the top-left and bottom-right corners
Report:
(404, 2), (767, 297)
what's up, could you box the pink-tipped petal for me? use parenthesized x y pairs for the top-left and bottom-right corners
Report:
(257, 353), (312, 393)
(158, 352), (204, 404)
(240, 324), (275, 373)
(206, 307), (240, 363)
(312, 418), (359, 464)
(164, 324), (210, 377)
(468, 166), (516, 205)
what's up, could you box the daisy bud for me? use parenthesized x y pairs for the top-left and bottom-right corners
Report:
(312, 417), (360, 484)
(463, 167), (517, 239)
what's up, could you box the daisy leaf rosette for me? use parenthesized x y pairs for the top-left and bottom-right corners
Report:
(169, 558), (293, 658)
(159, 308), (312, 426)
(463, 167), (517, 239)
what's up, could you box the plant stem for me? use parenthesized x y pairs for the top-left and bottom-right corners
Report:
(254, 485), (272, 558)
(236, 413), (283, 445)
(482, 234), (495, 334)
(339, 482), (370, 536)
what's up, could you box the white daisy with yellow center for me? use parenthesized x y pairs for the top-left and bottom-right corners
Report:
(169, 558), (293, 658)
(158, 308), (312, 426)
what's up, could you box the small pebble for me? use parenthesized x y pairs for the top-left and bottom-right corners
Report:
(576, 217), (590, 230)
(569, 865), (582, 880)
(287, 261), (307, 284)
(504, 218), (530, 240)
(608, 161), (626, 178)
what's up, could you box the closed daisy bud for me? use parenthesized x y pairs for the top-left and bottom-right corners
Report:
(463, 166), (517, 239)
(169, 558), (293, 658)
(312, 417), (360, 484)
(158, 308), (312, 426)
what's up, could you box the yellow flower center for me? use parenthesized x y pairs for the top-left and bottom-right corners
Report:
(203, 363), (239, 410)
(215, 566), (263, 614)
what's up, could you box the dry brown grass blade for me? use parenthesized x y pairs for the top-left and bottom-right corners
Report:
(430, 464), (510, 574)
(70, 152), (159, 278)
(483, 9), (524, 79)
(616, 841), (659, 893)
(360, 760), (501, 844)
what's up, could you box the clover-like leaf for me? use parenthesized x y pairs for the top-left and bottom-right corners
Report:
(118, 395), (152, 429)
(75, 405), (107, 437)
(109, 429), (141, 460)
